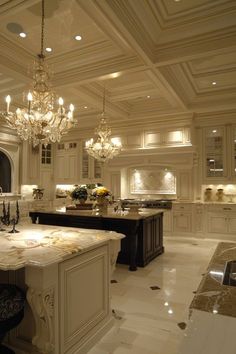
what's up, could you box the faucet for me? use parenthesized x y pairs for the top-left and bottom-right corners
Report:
(0, 186), (2, 195)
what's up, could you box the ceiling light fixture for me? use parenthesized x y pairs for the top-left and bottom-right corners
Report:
(45, 47), (52, 52)
(1, 0), (76, 146)
(75, 35), (82, 41)
(19, 32), (27, 38)
(212, 81), (217, 85)
(85, 88), (122, 163)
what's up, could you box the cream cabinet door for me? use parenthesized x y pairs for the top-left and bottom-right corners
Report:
(173, 212), (192, 233)
(163, 210), (172, 233)
(228, 216), (236, 234)
(207, 213), (228, 234)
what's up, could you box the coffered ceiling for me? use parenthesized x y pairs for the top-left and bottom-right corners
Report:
(0, 0), (235, 129)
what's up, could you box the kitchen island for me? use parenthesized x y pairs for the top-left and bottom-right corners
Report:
(0, 224), (124, 354)
(29, 208), (164, 271)
(178, 242), (236, 354)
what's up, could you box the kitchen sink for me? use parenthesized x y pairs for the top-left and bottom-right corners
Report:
(222, 260), (236, 286)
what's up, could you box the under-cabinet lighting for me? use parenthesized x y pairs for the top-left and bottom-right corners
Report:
(209, 159), (215, 162)
(209, 270), (223, 276)
(209, 169), (223, 172)
(212, 130), (217, 133)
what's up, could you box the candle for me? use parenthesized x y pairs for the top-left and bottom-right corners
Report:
(27, 92), (33, 114)
(5, 95), (11, 113)
(59, 97), (64, 115)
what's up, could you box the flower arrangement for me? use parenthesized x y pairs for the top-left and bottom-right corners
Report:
(92, 186), (111, 198)
(70, 185), (88, 201)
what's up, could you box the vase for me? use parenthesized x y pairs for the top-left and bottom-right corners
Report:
(216, 189), (224, 202)
(96, 196), (108, 214)
(204, 188), (212, 202)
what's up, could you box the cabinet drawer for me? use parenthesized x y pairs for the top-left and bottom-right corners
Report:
(207, 204), (236, 212)
(173, 204), (193, 211)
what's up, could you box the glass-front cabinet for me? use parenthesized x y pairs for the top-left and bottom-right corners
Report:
(205, 127), (225, 178)
(81, 141), (102, 182)
(203, 125), (236, 182)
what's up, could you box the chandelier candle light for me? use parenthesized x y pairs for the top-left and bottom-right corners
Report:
(85, 88), (122, 163)
(2, 0), (76, 146)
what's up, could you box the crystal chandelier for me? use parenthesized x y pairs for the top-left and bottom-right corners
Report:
(1, 0), (76, 146)
(85, 89), (122, 163)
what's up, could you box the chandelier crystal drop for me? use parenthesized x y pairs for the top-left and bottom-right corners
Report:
(1, 0), (76, 146)
(85, 89), (122, 163)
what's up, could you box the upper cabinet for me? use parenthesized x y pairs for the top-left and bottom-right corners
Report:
(54, 142), (79, 184)
(80, 142), (102, 183)
(205, 127), (226, 179)
(202, 125), (236, 182)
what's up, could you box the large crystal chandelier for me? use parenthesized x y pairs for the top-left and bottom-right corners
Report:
(1, 0), (76, 146)
(85, 89), (122, 163)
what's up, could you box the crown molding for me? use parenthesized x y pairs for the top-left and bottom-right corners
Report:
(0, 0), (39, 17)
(154, 27), (236, 65)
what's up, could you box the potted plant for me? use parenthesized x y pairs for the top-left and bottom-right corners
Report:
(70, 185), (88, 204)
(92, 186), (111, 212)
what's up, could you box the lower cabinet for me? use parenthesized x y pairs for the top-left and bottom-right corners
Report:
(207, 212), (236, 235)
(173, 212), (192, 233)
(138, 215), (164, 266)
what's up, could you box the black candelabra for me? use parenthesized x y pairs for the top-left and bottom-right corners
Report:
(1, 201), (20, 233)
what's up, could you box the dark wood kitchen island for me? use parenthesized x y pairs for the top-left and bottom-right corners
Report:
(29, 208), (164, 271)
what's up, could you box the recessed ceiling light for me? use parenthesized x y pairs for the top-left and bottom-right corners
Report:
(84, 106), (88, 109)
(212, 81), (217, 85)
(212, 130), (217, 133)
(147, 95), (150, 98)
(75, 35), (82, 41)
(19, 32), (26, 38)
(45, 47), (52, 52)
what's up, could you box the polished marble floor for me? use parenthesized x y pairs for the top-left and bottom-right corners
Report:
(88, 236), (220, 354)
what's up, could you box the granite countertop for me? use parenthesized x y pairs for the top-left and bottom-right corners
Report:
(190, 242), (236, 318)
(0, 224), (125, 271)
(30, 207), (164, 220)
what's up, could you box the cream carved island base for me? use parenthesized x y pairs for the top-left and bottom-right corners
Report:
(0, 225), (124, 354)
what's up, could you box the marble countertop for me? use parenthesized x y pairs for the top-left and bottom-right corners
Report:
(0, 224), (125, 271)
(190, 242), (236, 318)
(30, 207), (164, 220)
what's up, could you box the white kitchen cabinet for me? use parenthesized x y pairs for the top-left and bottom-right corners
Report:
(54, 142), (78, 183)
(177, 170), (192, 201)
(207, 204), (236, 236)
(202, 125), (236, 182)
(81, 141), (102, 182)
(172, 203), (192, 233)
(21, 142), (40, 184)
(204, 126), (226, 181)
(163, 210), (172, 234)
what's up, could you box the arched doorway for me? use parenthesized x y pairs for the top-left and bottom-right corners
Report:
(0, 151), (11, 192)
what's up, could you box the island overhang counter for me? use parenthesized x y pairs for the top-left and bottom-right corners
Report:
(0, 224), (124, 354)
(29, 208), (164, 271)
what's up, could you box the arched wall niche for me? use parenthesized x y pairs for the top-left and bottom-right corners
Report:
(0, 150), (11, 192)
(0, 135), (20, 194)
